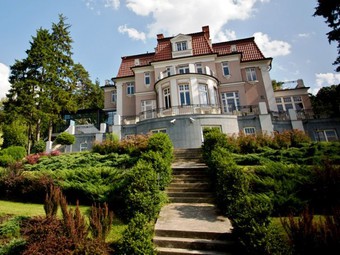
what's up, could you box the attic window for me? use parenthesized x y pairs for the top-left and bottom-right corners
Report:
(176, 41), (187, 51)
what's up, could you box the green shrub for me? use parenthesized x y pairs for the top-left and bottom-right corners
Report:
(115, 213), (156, 255)
(282, 207), (340, 255)
(147, 132), (173, 164)
(141, 150), (172, 190)
(303, 160), (340, 214)
(209, 147), (249, 216)
(0, 146), (26, 161)
(202, 129), (232, 163)
(0, 146), (26, 167)
(92, 140), (119, 155)
(1, 120), (27, 148)
(233, 154), (263, 166)
(31, 140), (46, 153)
(55, 132), (75, 145)
(0, 154), (16, 167)
(232, 194), (274, 255)
(237, 132), (259, 154)
(252, 162), (308, 216)
(290, 129), (311, 147)
(0, 217), (23, 239)
(0, 170), (55, 203)
(113, 160), (164, 222)
(55, 167), (124, 205)
(0, 238), (26, 255)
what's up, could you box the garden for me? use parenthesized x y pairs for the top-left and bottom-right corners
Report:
(0, 132), (173, 255)
(202, 128), (340, 255)
(1, 128), (340, 255)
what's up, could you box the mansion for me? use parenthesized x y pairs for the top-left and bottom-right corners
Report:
(98, 26), (339, 149)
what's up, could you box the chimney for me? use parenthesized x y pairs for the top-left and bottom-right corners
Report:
(296, 79), (305, 88)
(157, 34), (164, 40)
(202, 26), (210, 38)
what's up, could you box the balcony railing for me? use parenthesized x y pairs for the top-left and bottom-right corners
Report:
(120, 104), (262, 125)
(270, 111), (290, 121)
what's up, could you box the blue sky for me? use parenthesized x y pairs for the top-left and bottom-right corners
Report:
(0, 0), (339, 99)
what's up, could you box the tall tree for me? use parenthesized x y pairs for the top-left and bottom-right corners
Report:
(44, 14), (77, 142)
(73, 63), (104, 110)
(314, 0), (340, 71)
(4, 14), (99, 151)
(310, 84), (340, 117)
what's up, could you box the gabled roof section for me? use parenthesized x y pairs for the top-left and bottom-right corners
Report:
(117, 53), (155, 78)
(115, 26), (268, 78)
(212, 37), (265, 61)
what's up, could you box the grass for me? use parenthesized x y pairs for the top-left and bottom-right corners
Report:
(0, 200), (126, 243)
(0, 200), (89, 218)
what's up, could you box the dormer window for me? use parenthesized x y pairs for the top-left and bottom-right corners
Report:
(171, 34), (193, 58)
(176, 41), (187, 51)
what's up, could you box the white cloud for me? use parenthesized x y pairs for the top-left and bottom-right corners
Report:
(124, 0), (270, 40)
(298, 33), (310, 38)
(311, 73), (340, 95)
(118, 25), (146, 42)
(215, 29), (237, 42)
(316, 73), (340, 87)
(253, 32), (291, 57)
(105, 0), (120, 10)
(0, 63), (11, 99)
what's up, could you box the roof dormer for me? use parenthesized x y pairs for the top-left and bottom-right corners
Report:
(170, 34), (193, 58)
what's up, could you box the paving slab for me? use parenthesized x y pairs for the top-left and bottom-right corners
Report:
(155, 203), (233, 234)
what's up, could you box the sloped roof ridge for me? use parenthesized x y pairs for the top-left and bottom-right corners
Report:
(121, 52), (155, 59)
(157, 30), (206, 41)
(212, 36), (255, 46)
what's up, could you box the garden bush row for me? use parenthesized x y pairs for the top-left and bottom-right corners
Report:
(0, 132), (174, 254)
(202, 128), (340, 255)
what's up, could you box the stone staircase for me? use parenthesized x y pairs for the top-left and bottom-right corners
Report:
(154, 148), (236, 255)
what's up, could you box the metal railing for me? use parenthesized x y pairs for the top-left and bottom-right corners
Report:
(121, 104), (262, 125)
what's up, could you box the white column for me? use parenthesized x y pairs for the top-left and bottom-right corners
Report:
(289, 109), (304, 131)
(116, 82), (123, 116)
(260, 66), (278, 112)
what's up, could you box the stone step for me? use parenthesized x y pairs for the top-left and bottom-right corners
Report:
(171, 178), (210, 184)
(166, 187), (211, 193)
(155, 229), (231, 241)
(156, 247), (232, 255)
(167, 192), (213, 198)
(169, 197), (215, 203)
(168, 183), (211, 189)
(154, 236), (233, 252)
(172, 170), (209, 175)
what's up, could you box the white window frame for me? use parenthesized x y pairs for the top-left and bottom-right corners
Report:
(176, 41), (187, 51)
(222, 62), (230, 76)
(141, 100), (156, 119)
(150, 128), (167, 134)
(126, 82), (135, 95)
(144, 72), (150, 85)
(196, 63), (203, 74)
(221, 92), (240, 113)
(80, 141), (88, 152)
(111, 90), (117, 103)
(179, 84), (191, 106)
(246, 67), (257, 81)
(178, 65), (190, 74)
(316, 129), (338, 142)
(244, 127), (256, 135)
(199, 84), (209, 105)
(163, 87), (171, 109)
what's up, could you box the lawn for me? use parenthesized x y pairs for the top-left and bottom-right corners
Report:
(0, 200), (126, 243)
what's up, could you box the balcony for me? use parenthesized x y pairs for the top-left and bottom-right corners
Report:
(120, 104), (261, 125)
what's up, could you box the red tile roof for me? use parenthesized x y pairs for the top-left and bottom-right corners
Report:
(115, 27), (267, 78)
(212, 37), (265, 61)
